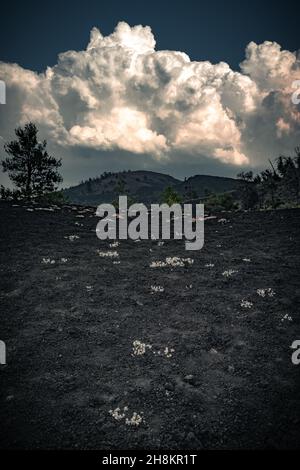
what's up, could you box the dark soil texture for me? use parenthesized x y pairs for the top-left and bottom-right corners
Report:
(0, 201), (300, 449)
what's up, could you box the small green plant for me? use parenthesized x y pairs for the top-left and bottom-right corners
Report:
(161, 186), (182, 206)
(206, 192), (237, 211)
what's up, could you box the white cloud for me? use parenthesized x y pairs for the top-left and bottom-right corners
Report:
(0, 21), (299, 183)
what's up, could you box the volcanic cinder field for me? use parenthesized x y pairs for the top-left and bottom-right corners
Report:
(0, 201), (300, 449)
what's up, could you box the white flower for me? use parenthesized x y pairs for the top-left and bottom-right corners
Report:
(109, 407), (144, 426)
(41, 257), (55, 265)
(125, 412), (144, 426)
(132, 340), (152, 356)
(240, 299), (253, 308)
(60, 258), (68, 263)
(157, 241), (164, 247)
(151, 285), (164, 293)
(163, 347), (175, 358)
(150, 257), (194, 268)
(280, 314), (293, 322)
(150, 260), (166, 268)
(86, 285), (93, 292)
(109, 407), (127, 421)
(109, 241), (119, 248)
(65, 235), (80, 241)
(205, 263), (215, 267)
(256, 288), (275, 297)
(243, 258), (251, 262)
(97, 250), (119, 258)
(222, 269), (238, 278)
(218, 218), (229, 224)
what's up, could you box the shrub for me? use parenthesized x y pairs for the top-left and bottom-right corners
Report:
(161, 186), (182, 205)
(206, 192), (237, 211)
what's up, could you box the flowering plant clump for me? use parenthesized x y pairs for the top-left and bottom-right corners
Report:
(41, 257), (55, 265)
(150, 257), (194, 268)
(109, 407), (144, 426)
(109, 406), (128, 421)
(132, 340), (152, 356)
(240, 299), (253, 308)
(109, 241), (119, 248)
(97, 250), (119, 258)
(205, 263), (215, 267)
(256, 288), (275, 297)
(242, 258), (251, 262)
(125, 412), (144, 426)
(150, 285), (164, 293)
(281, 314), (293, 322)
(132, 340), (175, 359)
(163, 347), (175, 358)
(64, 235), (80, 241)
(222, 269), (238, 278)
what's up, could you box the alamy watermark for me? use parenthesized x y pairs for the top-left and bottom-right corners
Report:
(0, 80), (6, 104)
(0, 340), (6, 365)
(291, 340), (300, 365)
(291, 80), (300, 105)
(96, 196), (204, 250)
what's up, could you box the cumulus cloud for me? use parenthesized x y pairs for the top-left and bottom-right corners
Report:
(0, 21), (299, 184)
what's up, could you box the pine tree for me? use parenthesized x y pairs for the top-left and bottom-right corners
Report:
(1, 122), (62, 199)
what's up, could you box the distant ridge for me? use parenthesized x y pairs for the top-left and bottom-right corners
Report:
(63, 170), (239, 206)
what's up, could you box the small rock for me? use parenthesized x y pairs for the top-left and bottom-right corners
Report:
(165, 382), (174, 391)
(210, 348), (218, 355)
(184, 374), (197, 386)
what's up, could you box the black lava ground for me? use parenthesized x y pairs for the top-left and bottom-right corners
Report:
(0, 201), (300, 449)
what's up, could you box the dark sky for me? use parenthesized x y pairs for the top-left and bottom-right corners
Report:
(0, 0), (299, 72)
(0, 0), (299, 185)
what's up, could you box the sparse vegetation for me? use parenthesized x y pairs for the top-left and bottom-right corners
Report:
(161, 186), (182, 205)
(1, 202), (299, 448)
(237, 147), (300, 210)
(205, 192), (238, 211)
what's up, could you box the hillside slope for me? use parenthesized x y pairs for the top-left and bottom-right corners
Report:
(64, 170), (180, 205)
(63, 170), (239, 205)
